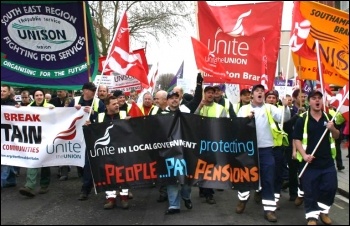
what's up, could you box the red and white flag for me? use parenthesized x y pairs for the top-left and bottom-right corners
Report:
(102, 11), (149, 87)
(191, 37), (228, 83)
(147, 62), (159, 91)
(329, 85), (349, 122)
(289, 1), (317, 60)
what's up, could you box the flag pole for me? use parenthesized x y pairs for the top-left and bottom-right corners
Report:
(280, 48), (292, 130)
(299, 89), (349, 178)
(315, 39), (326, 112)
(83, 1), (92, 82)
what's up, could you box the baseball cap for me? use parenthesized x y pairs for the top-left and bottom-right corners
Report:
(251, 84), (265, 93)
(167, 91), (180, 99)
(204, 86), (215, 93)
(308, 90), (323, 100)
(265, 90), (278, 99)
(213, 84), (225, 92)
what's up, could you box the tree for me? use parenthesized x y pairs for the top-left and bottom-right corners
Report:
(154, 73), (175, 92)
(88, 1), (195, 56)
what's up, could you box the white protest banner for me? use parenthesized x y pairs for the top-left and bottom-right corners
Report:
(1, 106), (89, 168)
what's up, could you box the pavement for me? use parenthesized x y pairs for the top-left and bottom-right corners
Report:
(337, 145), (349, 198)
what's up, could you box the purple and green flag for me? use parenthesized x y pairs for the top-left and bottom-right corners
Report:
(1, 1), (99, 90)
(167, 61), (184, 92)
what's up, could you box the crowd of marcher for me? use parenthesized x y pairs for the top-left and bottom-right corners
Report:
(1, 75), (348, 225)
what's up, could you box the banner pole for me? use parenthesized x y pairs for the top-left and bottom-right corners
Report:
(83, 1), (92, 82)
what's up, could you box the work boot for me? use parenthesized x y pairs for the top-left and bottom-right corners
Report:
(120, 189), (129, 209)
(78, 193), (88, 201)
(320, 213), (332, 225)
(235, 200), (247, 214)
(254, 191), (262, 204)
(264, 211), (277, 222)
(307, 218), (317, 225)
(19, 187), (35, 198)
(104, 198), (116, 209)
(294, 197), (304, 206)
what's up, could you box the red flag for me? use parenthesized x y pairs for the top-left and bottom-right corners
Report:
(128, 101), (144, 118)
(191, 37), (228, 83)
(260, 38), (271, 90)
(329, 85), (349, 122)
(98, 56), (112, 74)
(289, 1), (317, 60)
(132, 48), (149, 75)
(103, 11), (149, 87)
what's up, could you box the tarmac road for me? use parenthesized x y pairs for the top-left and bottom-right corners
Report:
(1, 167), (349, 225)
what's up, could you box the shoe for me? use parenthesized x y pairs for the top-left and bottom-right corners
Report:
(165, 209), (180, 215)
(307, 218), (317, 225)
(320, 213), (332, 225)
(19, 187), (35, 197)
(254, 191), (262, 204)
(157, 195), (168, 202)
(183, 198), (193, 209)
(264, 211), (277, 222)
(337, 166), (345, 171)
(38, 187), (49, 194)
(104, 198), (116, 209)
(120, 194), (129, 209)
(78, 193), (88, 201)
(294, 197), (304, 206)
(205, 196), (216, 204)
(235, 200), (247, 214)
(59, 176), (68, 181)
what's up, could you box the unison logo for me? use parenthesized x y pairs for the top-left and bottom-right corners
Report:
(7, 14), (76, 52)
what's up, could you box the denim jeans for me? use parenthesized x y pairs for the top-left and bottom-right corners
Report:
(1, 165), (17, 188)
(167, 184), (191, 209)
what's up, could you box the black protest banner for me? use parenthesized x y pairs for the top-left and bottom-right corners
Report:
(83, 111), (259, 192)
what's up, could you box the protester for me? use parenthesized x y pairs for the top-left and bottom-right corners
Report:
(233, 88), (251, 114)
(113, 90), (131, 115)
(173, 72), (203, 113)
(235, 84), (290, 222)
(96, 95), (132, 210)
(128, 89), (139, 103)
(213, 84), (236, 119)
(293, 90), (339, 225)
(45, 93), (52, 103)
(137, 92), (158, 115)
(18, 89), (55, 197)
(195, 85), (227, 204)
(1, 84), (18, 189)
(162, 91), (192, 214)
(97, 85), (109, 102)
(20, 90), (31, 106)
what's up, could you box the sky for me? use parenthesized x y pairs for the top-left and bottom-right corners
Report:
(145, 1), (293, 92)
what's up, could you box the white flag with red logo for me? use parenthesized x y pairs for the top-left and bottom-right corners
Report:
(102, 11), (149, 87)
(329, 85), (349, 122)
